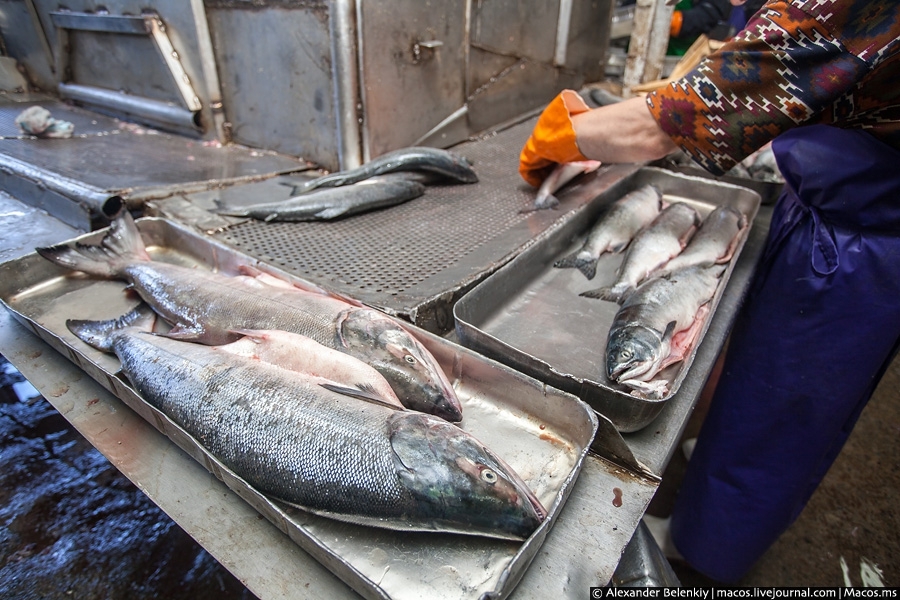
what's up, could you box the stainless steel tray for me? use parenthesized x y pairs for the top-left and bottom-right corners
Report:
(0, 217), (599, 600)
(454, 167), (761, 433)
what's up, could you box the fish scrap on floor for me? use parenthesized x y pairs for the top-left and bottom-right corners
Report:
(605, 264), (726, 398)
(553, 184), (663, 279)
(36, 212), (463, 422)
(581, 202), (700, 303)
(214, 177), (426, 222)
(66, 307), (546, 540)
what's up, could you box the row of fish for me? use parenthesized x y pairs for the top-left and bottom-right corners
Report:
(37, 213), (546, 540)
(552, 184), (747, 397)
(215, 146), (478, 222)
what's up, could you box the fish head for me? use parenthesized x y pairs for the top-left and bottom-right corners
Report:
(338, 309), (463, 422)
(389, 412), (546, 540)
(606, 324), (665, 383)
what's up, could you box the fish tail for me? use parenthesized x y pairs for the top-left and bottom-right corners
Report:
(36, 212), (150, 278)
(66, 303), (157, 352)
(554, 251), (599, 280)
(552, 251), (581, 270)
(580, 285), (625, 302)
(575, 258), (598, 280)
(212, 198), (248, 217)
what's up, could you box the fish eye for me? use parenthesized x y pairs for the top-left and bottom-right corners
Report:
(404, 354), (417, 365)
(480, 468), (498, 484)
(621, 350), (632, 359)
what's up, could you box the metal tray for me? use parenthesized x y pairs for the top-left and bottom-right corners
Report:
(0, 218), (599, 600)
(454, 167), (761, 433)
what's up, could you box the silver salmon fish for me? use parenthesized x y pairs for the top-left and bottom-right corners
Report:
(522, 160), (602, 213)
(605, 264), (725, 398)
(214, 177), (425, 222)
(221, 328), (404, 409)
(554, 184), (662, 279)
(653, 206), (747, 278)
(296, 146), (478, 193)
(36, 213), (462, 422)
(66, 308), (545, 539)
(582, 202), (700, 303)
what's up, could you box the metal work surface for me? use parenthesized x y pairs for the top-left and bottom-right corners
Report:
(0, 99), (307, 228)
(152, 119), (639, 334)
(454, 167), (760, 434)
(0, 209), (659, 598)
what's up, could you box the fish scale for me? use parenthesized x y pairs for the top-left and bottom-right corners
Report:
(37, 211), (464, 421)
(116, 332), (414, 517)
(58, 318), (547, 539)
(124, 263), (347, 346)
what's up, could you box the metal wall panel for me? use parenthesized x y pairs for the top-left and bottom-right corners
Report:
(471, 0), (560, 64)
(564, 0), (612, 81)
(69, 31), (183, 105)
(28, 0), (218, 136)
(0, 0), (55, 90)
(205, 3), (340, 169)
(358, 0), (467, 159)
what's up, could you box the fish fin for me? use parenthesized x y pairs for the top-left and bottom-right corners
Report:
(263, 213), (279, 223)
(36, 212), (149, 277)
(621, 377), (670, 399)
(536, 194), (559, 211)
(211, 198), (251, 217)
(319, 382), (404, 410)
(314, 206), (349, 220)
(552, 251), (580, 269)
(609, 241), (629, 254)
(554, 252), (599, 279)
(228, 328), (268, 343)
(575, 258), (598, 280)
(580, 285), (626, 302)
(163, 323), (207, 341)
(66, 304), (157, 352)
(579, 287), (608, 300)
(661, 321), (677, 345)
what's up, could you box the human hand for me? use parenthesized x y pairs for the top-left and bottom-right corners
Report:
(518, 90), (592, 187)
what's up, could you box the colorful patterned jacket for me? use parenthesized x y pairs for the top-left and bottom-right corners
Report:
(647, 0), (900, 175)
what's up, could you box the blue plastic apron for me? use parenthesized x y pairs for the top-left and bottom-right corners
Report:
(669, 125), (900, 582)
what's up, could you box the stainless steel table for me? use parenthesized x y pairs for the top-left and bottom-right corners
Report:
(0, 183), (771, 598)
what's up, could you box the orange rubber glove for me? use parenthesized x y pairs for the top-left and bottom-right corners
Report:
(670, 10), (684, 37)
(518, 90), (592, 187)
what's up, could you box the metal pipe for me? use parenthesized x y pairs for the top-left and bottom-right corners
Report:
(353, 0), (371, 164)
(189, 0), (230, 143)
(0, 152), (122, 219)
(332, 0), (363, 170)
(58, 83), (201, 133)
(554, 0), (574, 67)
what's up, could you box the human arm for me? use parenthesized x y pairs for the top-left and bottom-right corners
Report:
(518, 92), (677, 187)
(571, 97), (678, 165)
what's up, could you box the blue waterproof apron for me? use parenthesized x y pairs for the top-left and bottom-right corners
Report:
(669, 125), (900, 582)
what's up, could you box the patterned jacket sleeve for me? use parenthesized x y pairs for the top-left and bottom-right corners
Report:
(646, 0), (900, 175)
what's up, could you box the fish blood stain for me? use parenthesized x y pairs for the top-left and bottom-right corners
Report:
(612, 487), (623, 507)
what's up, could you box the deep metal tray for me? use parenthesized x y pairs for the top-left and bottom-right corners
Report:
(454, 167), (761, 433)
(0, 218), (599, 600)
